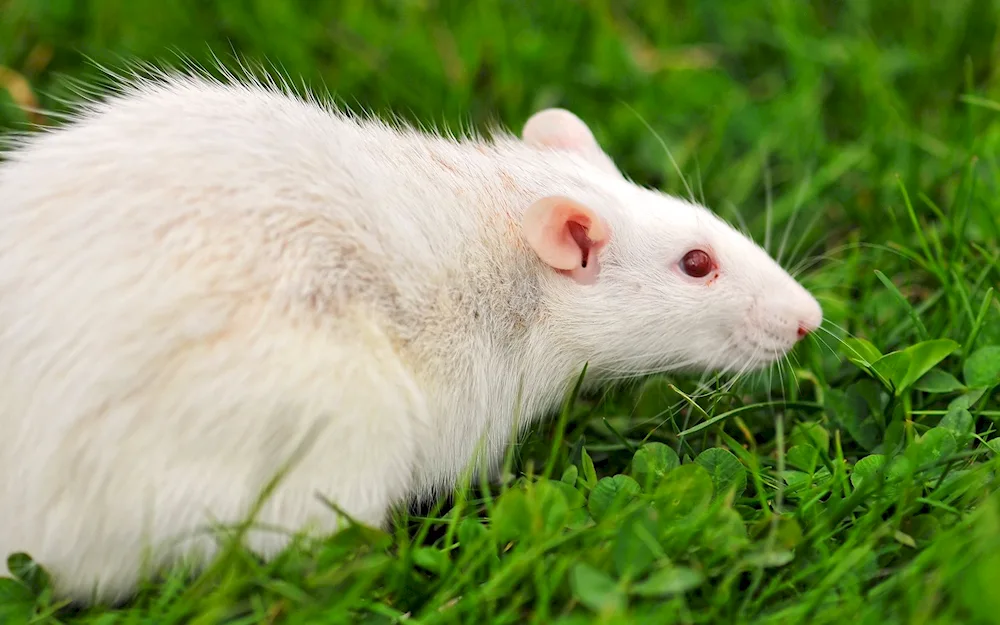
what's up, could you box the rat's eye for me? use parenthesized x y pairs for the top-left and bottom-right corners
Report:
(680, 249), (714, 278)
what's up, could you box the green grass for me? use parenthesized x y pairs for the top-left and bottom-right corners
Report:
(2, 1), (1000, 623)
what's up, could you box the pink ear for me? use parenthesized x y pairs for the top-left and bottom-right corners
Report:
(522, 196), (610, 284)
(522, 108), (622, 178)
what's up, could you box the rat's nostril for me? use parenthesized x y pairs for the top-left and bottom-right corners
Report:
(796, 324), (811, 340)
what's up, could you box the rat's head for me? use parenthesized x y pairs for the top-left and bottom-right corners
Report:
(519, 108), (823, 378)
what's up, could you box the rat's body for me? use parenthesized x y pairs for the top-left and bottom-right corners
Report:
(0, 70), (821, 603)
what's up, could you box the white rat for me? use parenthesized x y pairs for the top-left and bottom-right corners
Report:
(0, 69), (822, 603)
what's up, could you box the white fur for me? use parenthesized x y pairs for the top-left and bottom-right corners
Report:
(0, 67), (821, 603)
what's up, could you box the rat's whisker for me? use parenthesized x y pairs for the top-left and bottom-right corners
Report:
(722, 200), (753, 240)
(765, 352), (777, 412)
(820, 320), (863, 344)
(789, 238), (916, 279)
(775, 352), (787, 397)
(719, 348), (757, 396)
(622, 102), (696, 203)
(811, 330), (840, 359)
(784, 217), (829, 274)
(815, 325), (848, 345)
(778, 171), (816, 267)
(785, 353), (801, 394)
(694, 158), (708, 207)
(763, 152), (774, 255)
(815, 325), (874, 366)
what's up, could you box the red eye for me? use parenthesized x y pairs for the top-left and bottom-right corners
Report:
(680, 249), (714, 278)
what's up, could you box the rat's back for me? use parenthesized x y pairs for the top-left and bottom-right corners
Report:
(0, 73), (443, 602)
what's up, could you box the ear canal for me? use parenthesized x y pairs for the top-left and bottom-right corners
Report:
(522, 196), (610, 275)
(522, 108), (622, 178)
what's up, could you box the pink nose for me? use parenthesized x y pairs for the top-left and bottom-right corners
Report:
(796, 324), (812, 340)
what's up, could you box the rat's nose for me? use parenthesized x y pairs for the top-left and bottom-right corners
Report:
(792, 289), (823, 342)
(795, 317), (820, 341)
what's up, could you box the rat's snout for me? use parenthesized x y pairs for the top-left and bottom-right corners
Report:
(759, 276), (823, 348)
(792, 290), (823, 342)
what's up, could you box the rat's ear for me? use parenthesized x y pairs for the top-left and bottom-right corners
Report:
(522, 195), (609, 284)
(522, 108), (622, 178)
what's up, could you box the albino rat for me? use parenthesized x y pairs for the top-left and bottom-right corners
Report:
(0, 69), (822, 603)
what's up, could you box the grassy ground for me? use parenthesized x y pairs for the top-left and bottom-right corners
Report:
(2, 1), (1000, 623)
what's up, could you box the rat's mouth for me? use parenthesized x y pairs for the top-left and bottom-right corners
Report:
(732, 329), (797, 370)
